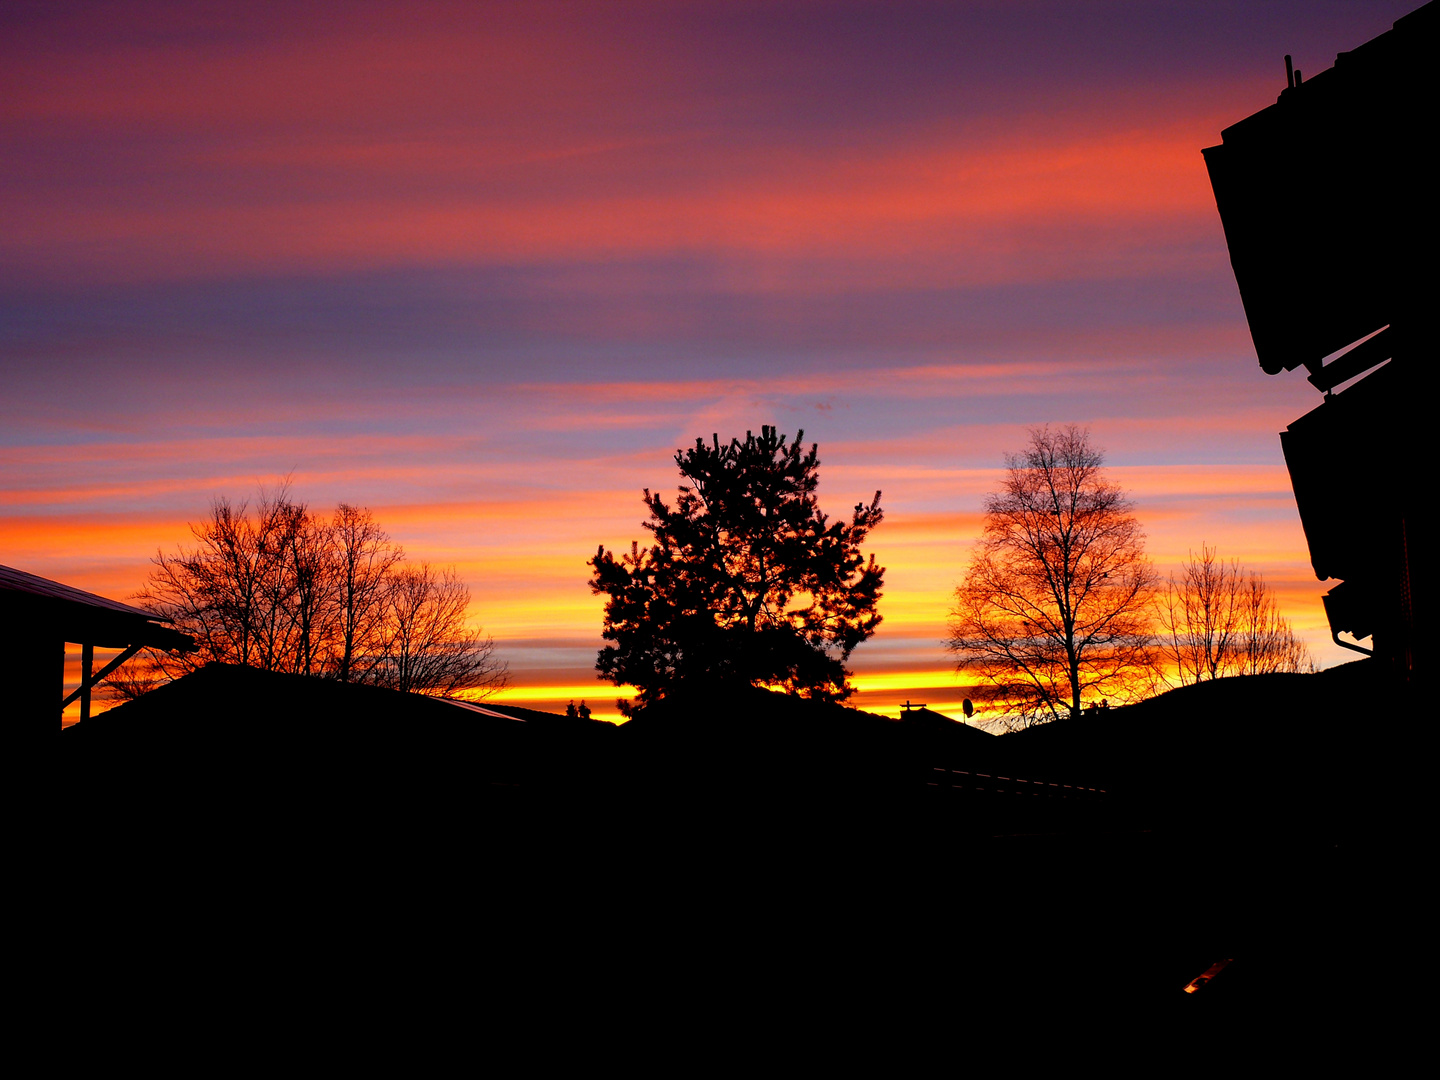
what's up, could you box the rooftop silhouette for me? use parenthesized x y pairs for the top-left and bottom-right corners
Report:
(1203, 1), (1432, 681)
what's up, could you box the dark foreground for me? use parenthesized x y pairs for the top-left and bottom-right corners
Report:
(52, 661), (1421, 1030)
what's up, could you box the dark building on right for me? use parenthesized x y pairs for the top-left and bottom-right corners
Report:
(1202, 2), (1434, 681)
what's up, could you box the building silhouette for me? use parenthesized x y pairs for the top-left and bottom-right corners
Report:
(1202, 2), (1434, 680)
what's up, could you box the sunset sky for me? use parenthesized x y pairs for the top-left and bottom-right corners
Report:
(3, 1), (1412, 722)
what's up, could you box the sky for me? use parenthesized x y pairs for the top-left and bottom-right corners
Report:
(3, 0), (1416, 723)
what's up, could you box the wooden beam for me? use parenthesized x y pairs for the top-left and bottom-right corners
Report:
(1307, 327), (1392, 394)
(61, 643), (144, 713)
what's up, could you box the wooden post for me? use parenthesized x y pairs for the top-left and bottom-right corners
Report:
(80, 642), (94, 723)
(55, 637), (65, 731)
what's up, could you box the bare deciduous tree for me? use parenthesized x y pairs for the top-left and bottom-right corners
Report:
(946, 426), (1156, 729)
(115, 488), (507, 700)
(1155, 545), (1311, 687)
(1236, 572), (1312, 675)
(332, 504), (403, 684)
(370, 563), (505, 696)
(137, 488), (308, 678)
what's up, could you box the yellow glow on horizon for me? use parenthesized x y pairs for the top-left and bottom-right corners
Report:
(477, 682), (634, 705)
(847, 668), (969, 694)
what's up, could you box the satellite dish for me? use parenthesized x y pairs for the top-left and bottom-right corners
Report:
(962, 698), (974, 719)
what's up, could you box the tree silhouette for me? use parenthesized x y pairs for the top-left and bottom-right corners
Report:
(590, 427), (884, 714)
(947, 426), (1155, 728)
(1154, 544), (1311, 686)
(123, 487), (507, 699)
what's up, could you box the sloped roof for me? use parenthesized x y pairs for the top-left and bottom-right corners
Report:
(1, 563), (191, 650)
(0, 563), (159, 618)
(899, 705), (993, 736)
(1201, 1), (1435, 375)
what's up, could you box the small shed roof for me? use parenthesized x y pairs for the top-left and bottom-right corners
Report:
(0, 563), (192, 651)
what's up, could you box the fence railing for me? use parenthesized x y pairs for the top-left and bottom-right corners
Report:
(924, 766), (1108, 803)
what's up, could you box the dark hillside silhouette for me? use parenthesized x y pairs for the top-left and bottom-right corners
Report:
(1005, 659), (1399, 833)
(996, 659), (1419, 1008)
(60, 663), (614, 844)
(54, 655), (1417, 1011)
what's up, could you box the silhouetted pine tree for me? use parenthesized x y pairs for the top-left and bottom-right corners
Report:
(590, 427), (883, 715)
